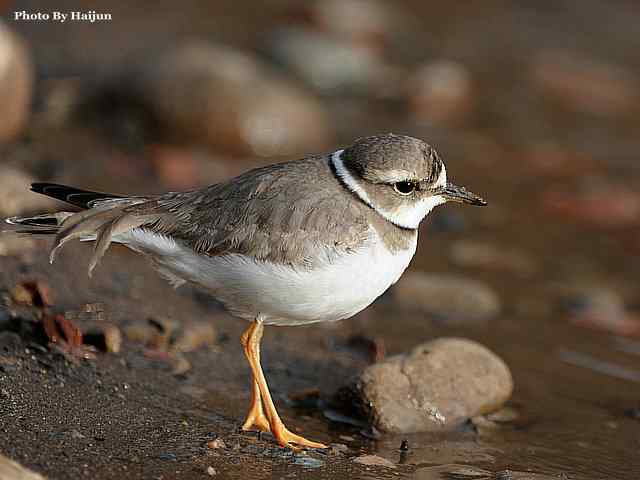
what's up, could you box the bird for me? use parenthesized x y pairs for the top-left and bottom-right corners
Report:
(4, 133), (486, 449)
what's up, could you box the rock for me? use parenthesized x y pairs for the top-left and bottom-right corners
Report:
(82, 323), (122, 353)
(338, 338), (513, 433)
(304, 0), (394, 48)
(413, 464), (492, 480)
(352, 454), (395, 469)
(414, 465), (557, 480)
(206, 466), (217, 476)
(0, 167), (55, 217)
(206, 438), (227, 450)
(449, 240), (538, 276)
(530, 50), (640, 117)
(407, 61), (474, 125)
(523, 143), (598, 179)
(264, 28), (393, 95)
(393, 272), (501, 324)
(135, 43), (333, 157)
(559, 286), (640, 338)
(542, 186), (640, 228)
(0, 22), (33, 143)
(0, 453), (45, 480)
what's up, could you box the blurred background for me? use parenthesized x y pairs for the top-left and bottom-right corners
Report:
(1, 1), (639, 479)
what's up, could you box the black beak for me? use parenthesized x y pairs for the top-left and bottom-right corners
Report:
(442, 183), (487, 206)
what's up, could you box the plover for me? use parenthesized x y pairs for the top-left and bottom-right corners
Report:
(6, 133), (486, 449)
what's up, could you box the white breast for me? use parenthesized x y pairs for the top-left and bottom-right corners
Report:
(120, 228), (417, 326)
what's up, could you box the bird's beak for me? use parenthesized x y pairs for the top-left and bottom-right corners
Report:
(442, 183), (487, 206)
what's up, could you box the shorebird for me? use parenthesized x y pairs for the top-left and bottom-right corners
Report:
(5, 134), (486, 449)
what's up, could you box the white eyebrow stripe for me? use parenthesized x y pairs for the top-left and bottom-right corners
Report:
(376, 169), (416, 183)
(331, 149), (447, 229)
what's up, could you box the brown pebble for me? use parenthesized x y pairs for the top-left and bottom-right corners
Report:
(11, 281), (51, 308)
(207, 438), (227, 450)
(137, 43), (333, 157)
(353, 454), (396, 469)
(531, 50), (640, 117)
(393, 272), (501, 324)
(407, 61), (474, 125)
(83, 323), (122, 353)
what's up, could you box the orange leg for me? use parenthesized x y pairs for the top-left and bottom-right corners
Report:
(240, 322), (270, 433)
(240, 318), (327, 450)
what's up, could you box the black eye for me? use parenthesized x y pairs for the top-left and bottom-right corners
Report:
(393, 181), (417, 195)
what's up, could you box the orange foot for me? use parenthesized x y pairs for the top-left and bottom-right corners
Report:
(271, 420), (327, 450)
(242, 382), (271, 433)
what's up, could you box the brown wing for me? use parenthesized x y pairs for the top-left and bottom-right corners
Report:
(130, 156), (371, 267)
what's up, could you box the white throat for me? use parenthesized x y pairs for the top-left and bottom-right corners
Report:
(331, 149), (447, 229)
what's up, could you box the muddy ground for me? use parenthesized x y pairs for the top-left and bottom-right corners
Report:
(1, 1), (640, 479)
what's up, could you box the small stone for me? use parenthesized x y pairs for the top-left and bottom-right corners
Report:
(559, 286), (640, 337)
(407, 61), (474, 125)
(0, 356), (19, 374)
(530, 50), (640, 117)
(0, 22), (34, 143)
(305, 0), (395, 48)
(393, 272), (501, 324)
(170, 320), (216, 354)
(523, 144), (598, 179)
(338, 338), (513, 433)
(414, 464), (492, 479)
(264, 28), (389, 94)
(11, 280), (52, 308)
(624, 407), (640, 420)
(69, 429), (86, 439)
(449, 240), (538, 276)
(352, 454), (395, 469)
(83, 323), (122, 353)
(129, 43), (333, 157)
(542, 186), (640, 228)
(206, 466), (217, 476)
(328, 443), (349, 454)
(207, 438), (227, 450)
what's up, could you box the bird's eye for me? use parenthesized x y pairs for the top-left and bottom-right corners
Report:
(393, 181), (417, 196)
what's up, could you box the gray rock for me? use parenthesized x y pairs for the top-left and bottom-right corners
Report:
(413, 464), (557, 480)
(339, 338), (513, 433)
(80, 43), (333, 158)
(449, 240), (538, 276)
(393, 272), (501, 324)
(353, 454), (395, 469)
(265, 27), (388, 94)
(530, 50), (640, 117)
(407, 61), (474, 125)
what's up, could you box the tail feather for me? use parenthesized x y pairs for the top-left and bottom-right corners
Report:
(4, 182), (157, 276)
(49, 199), (153, 271)
(30, 183), (123, 208)
(4, 212), (75, 236)
(87, 212), (156, 277)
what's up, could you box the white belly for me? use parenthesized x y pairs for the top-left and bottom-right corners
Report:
(120, 228), (417, 326)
